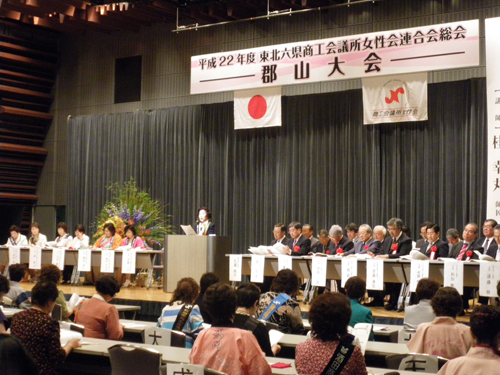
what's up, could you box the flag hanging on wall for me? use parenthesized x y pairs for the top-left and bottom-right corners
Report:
(362, 72), (428, 124)
(234, 86), (281, 129)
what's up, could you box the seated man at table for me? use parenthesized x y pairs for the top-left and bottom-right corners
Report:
(404, 278), (440, 330)
(283, 222), (311, 256)
(328, 225), (354, 254)
(345, 224), (380, 255)
(5, 264), (26, 304)
(316, 229), (335, 254)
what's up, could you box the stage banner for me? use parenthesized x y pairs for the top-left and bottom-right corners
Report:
(234, 86), (281, 129)
(485, 17), (500, 222)
(362, 72), (427, 124)
(191, 20), (479, 94)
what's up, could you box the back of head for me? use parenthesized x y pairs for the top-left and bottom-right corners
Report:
(95, 276), (120, 297)
(203, 282), (237, 325)
(8, 264), (26, 283)
(415, 278), (441, 301)
(270, 269), (299, 296)
(39, 264), (62, 284)
(236, 283), (260, 308)
(309, 292), (351, 342)
(31, 281), (58, 307)
(0, 334), (38, 375)
(171, 277), (199, 305)
(199, 272), (220, 294)
(431, 287), (462, 318)
(0, 275), (9, 295)
(470, 305), (500, 346)
(345, 276), (366, 300)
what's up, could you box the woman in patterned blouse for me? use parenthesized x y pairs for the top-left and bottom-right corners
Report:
(295, 292), (368, 375)
(11, 281), (81, 375)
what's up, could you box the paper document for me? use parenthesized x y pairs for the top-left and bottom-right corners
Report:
(181, 225), (197, 235)
(268, 329), (285, 347)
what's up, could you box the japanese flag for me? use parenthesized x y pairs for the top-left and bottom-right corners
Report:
(234, 86), (281, 129)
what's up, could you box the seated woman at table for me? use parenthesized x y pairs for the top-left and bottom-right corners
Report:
(10, 281), (81, 375)
(28, 222), (47, 248)
(121, 225), (146, 288)
(74, 276), (124, 340)
(67, 224), (89, 249)
(404, 278), (440, 330)
(407, 286), (475, 359)
(157, 277), (204, 348)
(295, 292), (368, 375)
(437, 305), (500, 375)
(92, 223), (123, 282)
(345, 276), (374, 341)
(39, 264), (75, 322)
(256, 268), (305, 334)
(48, 222), (73, 247)
(190, 283), (272, 375)
(4, 225), (28, 247)
(0, 274), (10, 334)
(0, 334), (38, 375)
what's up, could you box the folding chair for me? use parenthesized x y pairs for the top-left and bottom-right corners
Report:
(108, 344), (162, 375)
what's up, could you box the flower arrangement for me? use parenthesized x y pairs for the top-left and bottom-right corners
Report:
(92, 178), (173, 247)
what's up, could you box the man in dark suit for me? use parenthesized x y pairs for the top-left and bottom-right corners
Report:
(375, 217), (413, 310)
(316, 229), (335, 254)
(345, 223), (360, 246)
(492, 225), (500, 260)
(283, 222), (311, 256)
(476, 219), (498, 258)
(416, 221), (433, 254)
(328, 225), (354, 254)
(270, 223), (288, 245)
(345, 224), (380, 255)
(446, 228), (461, 256)
(372, 225), (390, 255)
(302, 224), (319, 253)
(424, 224), (449, 259)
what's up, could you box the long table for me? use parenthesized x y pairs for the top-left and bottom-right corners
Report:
(234, 254), (482, 287)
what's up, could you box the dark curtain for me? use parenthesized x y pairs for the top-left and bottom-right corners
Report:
(68, 78), (486, 254)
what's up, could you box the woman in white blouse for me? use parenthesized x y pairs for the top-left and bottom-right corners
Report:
(68, 224), (89, 249)
(29, 222), (47, 248)
(52, 222), (73, 247)
(4, 225), (28, 246)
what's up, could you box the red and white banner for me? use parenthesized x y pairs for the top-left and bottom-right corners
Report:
(485, 18), (500, 221)
(191, 20), (479, 94)
(234, 86), (281, 130)
(362, 72), (427, 124)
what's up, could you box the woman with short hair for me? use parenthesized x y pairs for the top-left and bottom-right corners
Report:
(39, 264), (75, 321)
(295, 292), (368, 375)
(29, 222), (47, 248)
(68, 225), (89, 249)
(4, 225), (28, 247)
(120, 225), (146, 287)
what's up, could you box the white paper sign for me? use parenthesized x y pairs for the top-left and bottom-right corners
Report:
(52, 248), (65, 270)
(366, 259), (384, 290)
(250, 255), (265, 283)
(29, 247), (42, 270)
(278, 255), (293, 271)
(8, 246), (21, 265)
(229, 254), (242, 282)
(409, 260), (429, 292)
(101, 250), (115, 273)
(443, 259), (464, 295)
(77, 250), (92, 272)
(121, 250), (137, 274)
(341, 257), (357, 287)
(479, 262), (500, 297)
(166, 364), (203, 375)
(311, 257), (327, 287)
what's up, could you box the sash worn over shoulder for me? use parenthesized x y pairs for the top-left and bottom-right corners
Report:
(258, 293), (290, 321)
(172, 304), (194, 331)
(320, 334), (356, 375)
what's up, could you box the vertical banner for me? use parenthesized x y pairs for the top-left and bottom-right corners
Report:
(122, 250), (137, 274)
(485, 18), (500, 221)
(29, 247), (42, 270)
(278, 255), (293, 271)
(229, 254), (242, 282)
(250, 255), (265, 283)
(479, 262), (500, 297)
(101, 250), (115, 273)
(52, 248), (65, 270)
(77, 250), (92, 272)
(443, 260), (464, 295)
(409, 260), (429, 292)
(311, 257), (327, 287)
(341, 257), (357, 287)
(8, 247), (21, 265)
(366, 259), (384, 291)
(362, 72), (428, 124)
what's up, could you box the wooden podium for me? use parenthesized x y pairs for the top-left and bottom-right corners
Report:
(163, 235), (231, 292)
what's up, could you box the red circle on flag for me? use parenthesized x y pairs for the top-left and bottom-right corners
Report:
(248, 95), (267, 120)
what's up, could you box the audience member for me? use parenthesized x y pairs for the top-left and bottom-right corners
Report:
(0, 275), (10, 334)
(407, 287), (475, 359)
(4, 225), (28, 247)
(437, 305), (500, 375)
(11, 281), (81, 375)
(38, 264), (74, 322)
(195, 272), (219, 324)
(5, 264), (26, 303)
(404, 278), (440, 330)
(235, 283), (280, 357)
(0, 334), (38, 375)
(157, 277), (203, 348)
(256, 269), (305, 334)
(190, 283), (272, 375)
(345, 276), (374, 340)
(295, 292), (368, 375)
(75, 276), (123, 340)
